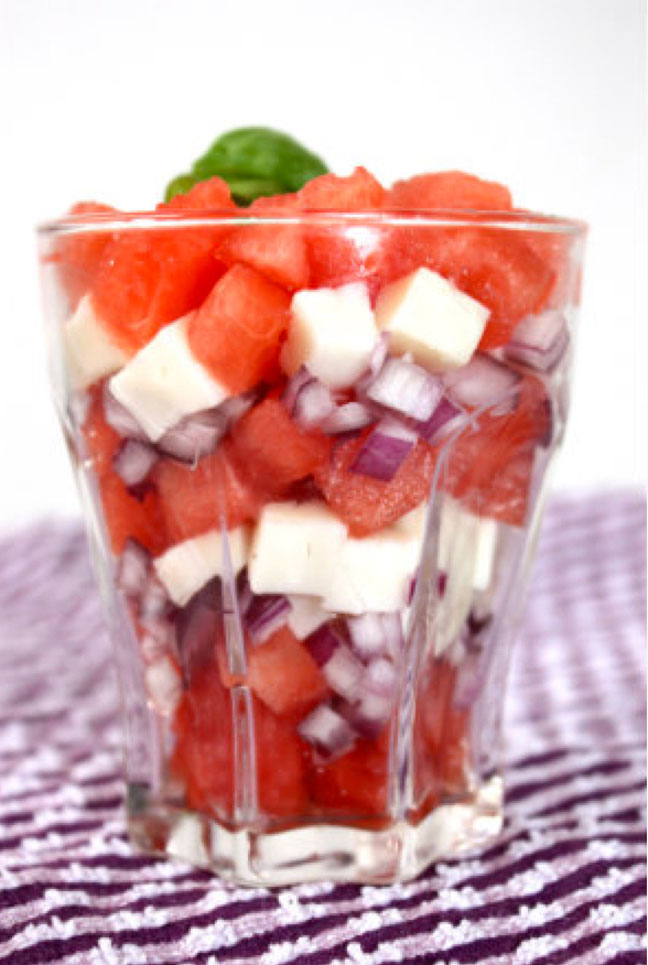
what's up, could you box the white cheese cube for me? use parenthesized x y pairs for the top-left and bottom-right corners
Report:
(323, 516), (425, 615)
(248, 502), (347, 598)
(375, 268), (489, 372)
(435, 495), (498, 654)
(63, 294), (130, 390)
(281, 283), (378, 388)
(109, 315), (228, 441)
(153, 526), (250, 607)
(287, 595), (330, 639)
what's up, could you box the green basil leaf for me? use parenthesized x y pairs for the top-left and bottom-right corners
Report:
(164, 126), (328, 206)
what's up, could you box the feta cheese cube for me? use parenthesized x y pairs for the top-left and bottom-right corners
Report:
(435, 495), (498, 654)
(287, 595), (329, 639)
(109, 315), (228, 441)
(375, 268), (489, 371)
(323, 514), (426, 614)
(63, 294), (130, 390)
(153, 526), (250, 606)
(248, 502), (347, 598)
(281, 283), (378, 388)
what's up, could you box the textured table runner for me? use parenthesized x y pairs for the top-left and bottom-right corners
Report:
(0, 493), (645, 964)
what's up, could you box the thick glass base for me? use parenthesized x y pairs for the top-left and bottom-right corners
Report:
(127, 775), (503, 886)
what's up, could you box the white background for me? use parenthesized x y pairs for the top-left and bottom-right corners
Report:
(0, 0), (645, 528)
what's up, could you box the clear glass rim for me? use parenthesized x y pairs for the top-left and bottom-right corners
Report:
(37, 207), (587, 237)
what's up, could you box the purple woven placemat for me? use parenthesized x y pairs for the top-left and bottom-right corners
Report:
(0, 492), (645, 965)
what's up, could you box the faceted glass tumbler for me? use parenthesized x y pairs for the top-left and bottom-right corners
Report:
(37, 209), (586, 885)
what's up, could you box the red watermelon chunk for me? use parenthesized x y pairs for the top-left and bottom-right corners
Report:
(415, 661), (470, 799)
(90, 178), (234, 352)
(247, 626), (328, 717)
(310, 727), (391, 817)
(153, 438), (262, 544)
(55, 202), (117, 308)
(389, 171), (513, 211)
(173, 663), (309, 821)
(314, 430), (436, 537)
(187, 265), (291, 394)
(98, 473), (166, 556)
(442, 374), (550, 527)
(298, 167), (388, 291)
(218, 193), (309, 291)
(230, 397), (332, 496)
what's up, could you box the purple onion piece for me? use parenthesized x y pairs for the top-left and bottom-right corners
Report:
(175, 596), (220, 685)
(236, 569), (253, 618)
(452, 653), (484, 709)
(297, 702), (356, 761)
(282, 366), (315, 415)
(348, 419), (418, 482)
(355, 333), (390, 394)
(139, 616), (177, 665)
(304, 624), (344, 668)
(140, 573), (170, 622)
(340, 691), (394, 740)
(245, 593), (292, 645)
(116, 539), (150, 600)
(364, 356), (444, 422)
(443, 354), (520, 413)
(347, 612), (403, 662)
(218, 390), (258, 427)
(293, 379), (336, 429)
(505, 311), (569, 373)
(113, 439), (158, 489)
(156, 408), (227, 464)
(321, 402), (375, 435)
(466, 608), (493, 639)
(103, 384), (147, 440)
(363, 657), (398, 697)
(416, 396), (467, 445)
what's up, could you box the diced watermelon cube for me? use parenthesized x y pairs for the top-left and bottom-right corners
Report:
(230, 397), (332, 496)
(415, 661), (469, 799)
(98, 473), (167, 556)
(298, 167), (388, 291)
(172, 663), (309, 821)
(442, 374), (550, 527)
(383, 226), (554, 349)
(309, 727), (391, 817)
(389, 171), (513, 211)
(314, 430), (436, 537)
(82, 384), (121, 474)
(187, 265), (291, 394)
(153, 439), (262, 544)
(218, 193), (309, 291)
(90, 178), (234, 352)
(55, 202), (117, 308)
(247, 626), (328, 717)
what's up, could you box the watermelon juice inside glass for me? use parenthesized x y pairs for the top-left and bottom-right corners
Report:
(37, 177), (586, 884)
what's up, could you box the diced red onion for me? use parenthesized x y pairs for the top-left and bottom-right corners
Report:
(364, 357), (443, 422)
(297, 703), (356, 760)
(349, 419), (418, 481)
(443, 354), (520, 413)
(305, 626), (364, 701)
(505, 311), (569, 373)
(293, 379), (336, 429)
(218, 390), (258, 426)
(103, 384), (146, 440)
(364, 657), (398, 697)
(139, 615), (176, 665)
(245, 594), (292, 645)
(116, 539), (149, 600)
(140, 573), (170, 622)
(452, 653), (483, 709)
(156, 408), (227, 463)
(355, 333), (390, 394)
(466, 608), (493, 640)
(347, 612), (403, 662)
(416, 397), (467, 446)
(321, 402), (374, 435)
(236, 569), (253, 618)
(282, 366), (315, 414)
(176, 597), (220, 684)
(341, 691), (394, 739)
(144, 657), (183, 717)
(113, 439), (157, 488)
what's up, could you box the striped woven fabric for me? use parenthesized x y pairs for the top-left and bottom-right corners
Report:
(0, 492), (645, 965)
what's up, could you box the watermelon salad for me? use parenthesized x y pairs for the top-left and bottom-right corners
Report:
(50, 158), (580, 830)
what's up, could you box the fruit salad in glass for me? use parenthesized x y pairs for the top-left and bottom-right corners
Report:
(38, 132), (586, 884)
